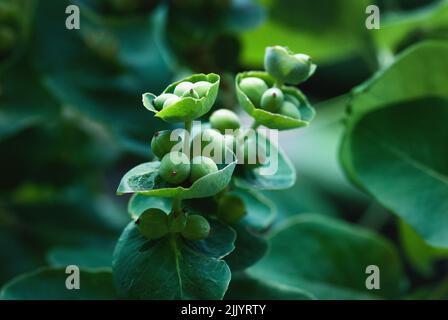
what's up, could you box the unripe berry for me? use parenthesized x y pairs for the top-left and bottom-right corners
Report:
(190, 156), (218, 183)
(193, 81), (212, 97)
(151, 130), (182, 159)
(181, 215), (210, 240)
(136, 208), (169, 240)
(210, 109), (241, 134)
(173, 81), (194, 96)
(242, 136), (266, 168)
(159, 152), (191, 185)
(191, 129), (225, 159)
(284, 94), (300, 107)
(217, 194), (246, 224)
(260, 88), (284, 112)
(169, 214), (187, 233)
(181, 88), (200, 99)
(163, 96), (181, 109)
(239, 77), (268, 107)
(154, 93), (178, 110)
(279, 101), (301, 119)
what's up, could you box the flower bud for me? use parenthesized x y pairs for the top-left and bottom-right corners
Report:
(264, 46), (316, 85)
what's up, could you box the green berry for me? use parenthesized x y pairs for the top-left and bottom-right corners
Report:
(210, 109), (241, 134)
(279, 101), (301, 119)
(193, 81), (212, 97)
(284, 94), (300, 107)
(163, 96), (181, 109)
(239, 77), (268, 107)
(260, 88), (284, 112)
(137, 208), (169, 240)
(173, 81), (194, 96)
(190, 156), (218, 183)
(181, 215), (210, 240)
(217, 194), (246, 224)
(159, 152), (191, 185)
(264, 46), (315, 85)
(181, 88), (200, 99)
(151, 130), (182, 159)
(191, 129), (225, 159)
(154, 93), (178, 110)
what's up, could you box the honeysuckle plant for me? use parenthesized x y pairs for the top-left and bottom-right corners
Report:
(111, 45), (317, 299)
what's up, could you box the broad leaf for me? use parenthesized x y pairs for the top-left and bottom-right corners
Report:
(233, 187), (276, 230)
(236, 71), (314, 130)
(0, 268), (116, 300)
(128, 193), (172, 219)
(225, 223), (268, 272)
(248, 214), (405, 299)
(47, 246), (113, 269)
(112, 220), (235, 299)
(340, 42), (448, 247)
(142, 73), (220, 123)
(225, 274), (314, 300)
(117, 159), (236, 199)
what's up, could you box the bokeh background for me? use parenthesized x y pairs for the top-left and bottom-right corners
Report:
(1, 0), (448, 297)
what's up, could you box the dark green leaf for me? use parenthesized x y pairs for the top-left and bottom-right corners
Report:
(128, 193), (172, 219)
(0, 268), (116, 300)
(112, 220), (235, 299)
(47, 246), (113, 269)
(340, 42), (448, 247)
(233, 187), (276, 230)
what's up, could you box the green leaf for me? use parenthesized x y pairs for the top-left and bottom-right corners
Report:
(235, 71), (314, 130)
(117, 159), (236, 200)
(0, 268), (116, 300)
(112, 220), (235, 299)
(225, 274), (315, 300)
(225, 223), (268, 272)
(47, 247), (113, 269)
(399, 220), (448, 277)
(142, 73), (220, 123)
(234, 132), (296, 190)
(233, 187), (276, 230)
(128, 193), (172, 219)
(340, 42), (448, 247)
(248, 214), (405, 299)
(374, 1), (448, 52)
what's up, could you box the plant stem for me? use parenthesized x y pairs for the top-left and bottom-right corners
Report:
(250, 121), (260, 131)
(274, 80), (284, 89)
(172, 197), (182, 215)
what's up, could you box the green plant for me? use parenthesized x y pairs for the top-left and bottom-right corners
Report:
(110, 46), (316, 299)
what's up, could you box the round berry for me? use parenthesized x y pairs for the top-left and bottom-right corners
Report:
(239, 77), (268, 107)
(260, 88), (284, 112)
(279, 101), (301, 119)
(163, 96), (181, 109)
(169, 214), (187, 233)
(181, 215), (210, 240)
(173, 81), (194, 96)
(210, 109), (241, 134)
(151, 130), (182, 159)
(193, 81), (212, 97)
(181, 88), (200, 99)
(284, 94), (300, 107)
(137, 208), (169, 240)
(217, 194), (246, 224)
(191, 129), (225, 159)
(190, 156), (218, 183)
(159, 152), (191, 185)
(154, 93), (178, 110)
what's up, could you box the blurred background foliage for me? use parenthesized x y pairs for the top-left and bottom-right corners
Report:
(1, 0), (448, 298)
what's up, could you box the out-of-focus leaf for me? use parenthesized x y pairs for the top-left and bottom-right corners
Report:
(225, 274), (315, 300)
(0, 268), (116, 300)
(47, 246), (113, 270)
(128, 193), (172, 219)
(249, 214), (405, 299)
(340, 42), (448, 247)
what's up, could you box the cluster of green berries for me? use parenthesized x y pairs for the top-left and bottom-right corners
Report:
(152, 80), (213, 111)
(137, 209), (210, 241)
(239, 46), (316, 120)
